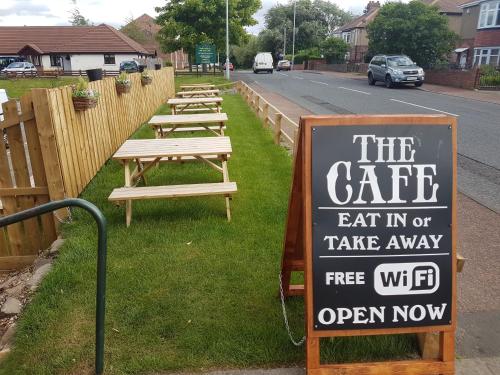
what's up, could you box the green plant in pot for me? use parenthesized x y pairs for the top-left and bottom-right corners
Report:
(72, 77), (100, 111)
(116, 71), (131, 94)
(141, 69), (153, 86)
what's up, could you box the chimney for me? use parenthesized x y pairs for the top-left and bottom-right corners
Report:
(365, 1), (381, 13)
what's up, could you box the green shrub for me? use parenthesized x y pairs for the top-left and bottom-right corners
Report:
(164, 61), (173, 67)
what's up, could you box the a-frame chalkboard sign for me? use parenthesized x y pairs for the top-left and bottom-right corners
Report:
(281, 114), (457, 374)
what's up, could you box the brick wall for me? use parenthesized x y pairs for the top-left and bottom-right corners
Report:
(475, 29), (500, 48)
(308, 61), (369, 73)
(424, 68), (479, 89)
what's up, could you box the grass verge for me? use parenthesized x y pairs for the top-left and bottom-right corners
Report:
(0, 77), (417, 374)
(0, 77), (81, 99)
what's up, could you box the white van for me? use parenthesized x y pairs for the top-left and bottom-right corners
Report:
(253, 52), (274, 74)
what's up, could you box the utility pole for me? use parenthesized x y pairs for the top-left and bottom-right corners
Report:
(225, 0), (230, 80)
(291, 0), (296, 70)
(284, 27), (287, 56)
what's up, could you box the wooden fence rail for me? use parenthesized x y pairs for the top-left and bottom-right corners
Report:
(235, 81), (298, 150)
(0, 68), (175, 270)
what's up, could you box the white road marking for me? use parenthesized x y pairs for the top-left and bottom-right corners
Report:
(310, 80), (328, 86)
(278, 72), (288, 76)
(338, 86), (371, 95)
(390, 99), (460, 117)
(293, 76), (304, 80)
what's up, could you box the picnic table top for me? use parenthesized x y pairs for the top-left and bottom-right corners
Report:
(113, 137), (232, 160)
(167, 97), (223, 105)
(177, 89), (220, 96)
(148, 113), (228, 125)
(180, 84), (216, 88)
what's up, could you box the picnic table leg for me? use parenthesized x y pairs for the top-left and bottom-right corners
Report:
(171, 105), (176, 115)
(220, 121), (225, 136)
(124, 161), (132, 227)
(222, 155), (231, 222)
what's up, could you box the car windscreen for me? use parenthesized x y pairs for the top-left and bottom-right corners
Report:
(387, 56), (414, 67)
(7, 62), (24, 68)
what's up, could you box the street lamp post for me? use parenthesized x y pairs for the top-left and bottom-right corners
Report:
(225, 0), (230, 80)
(291, 0), (296, 71)
(284, 27), (287, 56)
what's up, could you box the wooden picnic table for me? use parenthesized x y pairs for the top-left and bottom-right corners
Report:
(176, 89), (220, 98)
(109, 137), (236, 226)
(180, 84), (216, 91)
(148, 113), (228, 138)
(167, 97), (223, 114)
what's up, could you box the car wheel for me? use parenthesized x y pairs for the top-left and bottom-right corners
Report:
(253, 70), (257, 74)
(269, 70), (273, 74)
(368, 73), (375, 86)
(415, 82), (423, 87)
(385, 75), (394, 88)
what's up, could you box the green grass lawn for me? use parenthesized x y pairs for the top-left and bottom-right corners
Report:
(0, 77), (80, 99)
(0, 77), (417, 374)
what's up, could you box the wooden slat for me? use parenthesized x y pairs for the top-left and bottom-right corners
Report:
(167, 97), (223, 105)
(148, 113), (228, 125)
(109, 182), (237, 201)
(0, 255), (37, 272)
(113, 137), (232, 160)
(139, 154), (227, 163)
(157, 126), (226, 133)
(0, 187), (48, 196)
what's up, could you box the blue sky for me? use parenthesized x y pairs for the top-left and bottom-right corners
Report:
(0, 0), (385, 31)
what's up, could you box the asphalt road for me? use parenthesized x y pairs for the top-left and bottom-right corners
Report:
(233, 70), (500, 213)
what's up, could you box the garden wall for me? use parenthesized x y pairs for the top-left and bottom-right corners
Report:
(0, 68), (175, 270)
(424, 68), (479, 90)
(308, 61), (369, 74)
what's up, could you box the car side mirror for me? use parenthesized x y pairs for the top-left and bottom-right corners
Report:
(381, 64), (386, 68)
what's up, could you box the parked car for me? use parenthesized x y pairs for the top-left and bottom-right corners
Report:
(223, 62), (234, 71)
(253, 52), (274, 74)
(120, 60), (140, 73)
(276, 60), (291, 71)
(367, 55), (425, 88)
(1, 61), (37, 75)
(0, 56), (23, 70)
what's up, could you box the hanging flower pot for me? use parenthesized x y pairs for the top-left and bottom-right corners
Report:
(141, 69), (153, 86)
(72, 77), (100, 111)
(116, 72), (131, 95)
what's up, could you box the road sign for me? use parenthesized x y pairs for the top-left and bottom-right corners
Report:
(281, 115), (457, 374)
(195, 43), (216, 65)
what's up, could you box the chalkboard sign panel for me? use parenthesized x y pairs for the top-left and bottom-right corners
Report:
(311, 125), (453, 330)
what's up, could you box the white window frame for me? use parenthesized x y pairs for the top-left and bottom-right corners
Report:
(342, 31), (352, 44)
(478, 1), (500, 28)
(474, 47), (500, 66)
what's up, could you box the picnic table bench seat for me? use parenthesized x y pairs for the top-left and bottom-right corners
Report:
(138, 154), (229, 163)
(156, 125), (226, 134)
(109, 182), (237, 201)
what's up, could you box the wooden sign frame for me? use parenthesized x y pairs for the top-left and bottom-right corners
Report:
(281, 114), (457, 375)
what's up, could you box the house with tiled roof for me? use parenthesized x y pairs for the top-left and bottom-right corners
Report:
(333, 1), (381, 63)
(457, 0), (500, 67)
(0, 24), (152, 72)
(122, 14), (188, 70)
(421, 0), (464, 34)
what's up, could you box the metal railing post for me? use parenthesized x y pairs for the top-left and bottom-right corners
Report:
(0, 198), (107, 375)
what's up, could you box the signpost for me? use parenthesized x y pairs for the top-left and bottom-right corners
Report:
(195, 43), (216, 65)
(281, 115), (457, 374)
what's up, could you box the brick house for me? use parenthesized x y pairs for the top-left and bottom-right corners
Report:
(421, 0), (464, 34)
(333, 2), (381, 63)
(458, 0), (500, 67)
(122, 14), (188, 70)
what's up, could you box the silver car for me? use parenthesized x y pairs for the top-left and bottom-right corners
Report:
(368, 55), (425, 88)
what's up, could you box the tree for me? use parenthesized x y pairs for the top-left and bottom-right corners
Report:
(367, 1), (458, 67)
(232, 35), (259, 68)
(261, 0), (352, 55)
(120, 17), (148, 44)
(69, 0), (91, 26)
(320, 37), (349, 64)
(155, 0), (261, 64)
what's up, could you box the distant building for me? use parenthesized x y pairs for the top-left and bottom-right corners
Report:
(122, 14), (189, 69)
(458, 0), (500, 67)
(421, 0), (464, 34)
(0, 24), (151, 72)
(333, 1), (381, 63)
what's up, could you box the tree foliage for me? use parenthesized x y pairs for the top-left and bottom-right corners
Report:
(232, 35), (259, 68)
(155, 0), (261, 59)
(68, 0), (91, 26)
(260, 0), (352, 55)
(367, 1), (458, 67)
(320, 37), (349, 64)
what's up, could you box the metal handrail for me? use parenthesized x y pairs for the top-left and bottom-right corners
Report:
(0, 198), (107, 375)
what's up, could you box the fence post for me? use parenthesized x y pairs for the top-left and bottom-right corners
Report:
(274, 113), (282, 145)
(263, 103), (269, 128)
(255, 95), (260, 115)
(31, 89), (68, 223)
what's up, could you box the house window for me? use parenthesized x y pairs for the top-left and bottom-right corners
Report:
(104, 54), (116, 64)
(50, 55), (61, 67)
(478, 1), (500, 28)
(342, 32), (351, 44)
(474, 47), (500, 66)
